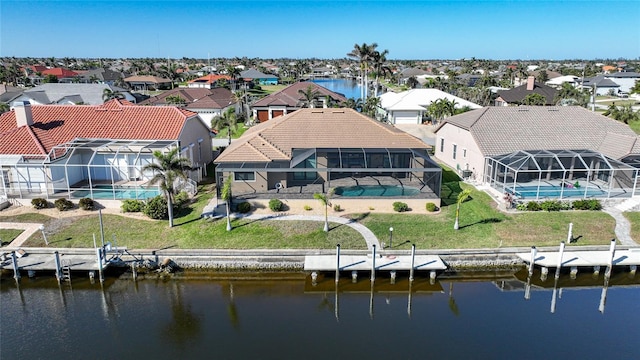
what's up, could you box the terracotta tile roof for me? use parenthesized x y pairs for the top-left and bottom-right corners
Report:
(215, 108), (429, 163)
(0, 99), (196, 156)
(252, 82), (347, 107)
(437, 106), (639, 158)
(41, 68), (79, 79)
(188, 74), (231, 84)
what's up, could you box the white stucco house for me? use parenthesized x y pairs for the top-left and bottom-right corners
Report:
(378, 89), (481, 125)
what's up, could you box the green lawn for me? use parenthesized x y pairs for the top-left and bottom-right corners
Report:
(1, 173), (620, 250)
(624, 212), (640, 242)
(0, 229), (23, 245)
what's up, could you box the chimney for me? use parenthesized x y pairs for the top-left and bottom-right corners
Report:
(526, 76), (535, 91)
(15, 101), (34, 127)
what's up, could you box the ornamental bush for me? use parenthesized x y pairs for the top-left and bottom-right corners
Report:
(425, 202), (438, 212)
(269, 198), (283, 212)
(121, 199), (145, 213)
(31, 198), (49, 209)
(237, 201), (251, 213)
(526, 201), (541, 211)
(78, 197), (95, 211)
(143, 196), (168, 220)
(54, 198), (74, 211)
(393, 201), (409, 212)
(174, 191), (190, 208)
(572, 199), (602, 210)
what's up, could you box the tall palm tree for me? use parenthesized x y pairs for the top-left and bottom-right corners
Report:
(142, 148), (192, 228)
(341, 97), (363, 112)
(314, 189), (333, 232)
(102, 88), (124, 102)
(453, 188), (472, 230)
(371, 49), (391, 97)
(225, 65), (242, 91)
(221, 174), (233, 231)
(298, 84), (321, 108)
(347, 42), (378, 101)
(211, 107), (238, 146)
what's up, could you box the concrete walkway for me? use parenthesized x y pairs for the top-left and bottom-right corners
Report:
(1, 222), (44, 247)
(602, 206), (638, 246)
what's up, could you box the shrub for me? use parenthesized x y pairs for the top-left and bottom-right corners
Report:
(526, 201), (541, 211)
(54, 198), (74, 211)
(333, 204), (342, 212)
(78, 197), (95, 211)
(539, 200), (564, 212)
(425, 202), (437, 212)
(269, 198), (283, 212)
(174, 191), (190, 208)
(121, 199), (145, 213)
(237, 201), (252, 213)
(143, 196), (168, 219)
(572, 199), (602, 211)
(31, 198), (49, 209)
(304, 205), (313, 211)
(516, 202), (528, 211)
(393, 201), (409, 212)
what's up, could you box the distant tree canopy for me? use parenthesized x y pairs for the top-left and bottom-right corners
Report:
(43, 74), (58, 83)
(522, 93), (547, 106)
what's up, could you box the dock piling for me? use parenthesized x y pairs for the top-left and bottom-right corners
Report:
(54, 251), (62, 283)
(567, 223), (573, 243)
(540, 267), (549, 281)
(630, 265), (637, 276)
(409, 244), (416, 282)
(528, 246), (537, 275)
(351, 271), (358, 283)
(570, 266), (578, 279)
(554, 242), (565, 280)
(605, 239), (616, 279)
(390, 270), (396, 284)
(11, 251), (20, 281)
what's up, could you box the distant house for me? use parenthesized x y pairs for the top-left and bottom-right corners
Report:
(435, 106), (640, 200)
(0, 100), (212, 200)
(78, 68), (124, 86)
(124, 75), (173, 91)
(240, 69), (278, 85)
(187, 74), (231, 89)
(214, 108), (442, 209)
(579, 75), (621, 96)
(604, 72), (640, 93)
(495, 76), (557, 106)
(139, 88), (235, 126)
(378, 89), (481, 125)
(42, 68), (79, 83)
(545, 75), (580, 88)
(6, 83), (137, 106)
(251, 82), (347, 122)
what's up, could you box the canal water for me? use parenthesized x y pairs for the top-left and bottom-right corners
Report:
(1, 270), (639, 359)
(311, 78), (362, 100)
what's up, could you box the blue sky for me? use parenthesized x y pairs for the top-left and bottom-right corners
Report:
(1, 0), (638, 60)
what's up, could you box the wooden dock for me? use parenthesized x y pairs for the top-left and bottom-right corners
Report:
(516, 249), (640, 268)
(304, 254), (447, 272)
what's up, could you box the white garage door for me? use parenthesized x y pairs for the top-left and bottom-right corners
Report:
(393, 111), (418, 124)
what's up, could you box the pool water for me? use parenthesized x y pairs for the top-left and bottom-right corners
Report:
(334, 185), (419, 197)
(71, 185), (160, 199)
(512, 185), (606, 198)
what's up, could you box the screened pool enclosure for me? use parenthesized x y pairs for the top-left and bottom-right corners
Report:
(1, 139), (197, 200)
(486, 150), (640, 200)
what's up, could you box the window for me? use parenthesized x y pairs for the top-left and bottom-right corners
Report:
(440, 138), (445, 153)
(452, 144), (457, 160)
(234, 172), (255, 181)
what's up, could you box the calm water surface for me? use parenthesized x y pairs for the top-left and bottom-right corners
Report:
(311, 78), (362, 100)
(1, 270), (639, 360)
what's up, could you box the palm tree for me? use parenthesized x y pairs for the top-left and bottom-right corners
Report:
(165, 95), (187, 106)
(225, 65), (242, 91)
(298, 85), (321, 108)
(522, 93), (547, 106)
(604, 103), (640, 124)
(555, 83), (589, 107)
(453, 188), (472, 230)
(314, 189), (333, 232)
(362, 96), (380, 118)
(341, 97), (363, 112)
(221, 174), (233, 231)
(142, 148), (192, 228)
(347, 42), (378, 100)
(371, 49), (391, 97)
(211, 107), (238, 146)
(102, 88), (124, 102)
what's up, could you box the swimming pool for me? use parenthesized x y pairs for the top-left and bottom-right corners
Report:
(71, 184), (161, 199)
(334, 185), (420, 197)
(510, 185), (606, 198)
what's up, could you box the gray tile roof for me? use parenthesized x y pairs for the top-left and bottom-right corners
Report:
(438, 106), (639, 159)
(496, 82), (557, 105)
(240, 69), (278, 79)
(582, 74), (620, 88)
(22, 83), (127, 105)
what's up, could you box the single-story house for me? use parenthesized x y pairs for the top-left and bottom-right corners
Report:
(0, 99), (212, 201)
(378, 89), (481, 125)
(495, 76), (558, 106)
(215, 108), (442, 209)
(240, 69), (278, 85)
(187, 74), (231, 89)
(6, 83), (137, 106)
(251, 82), (347, 122)
(579, 75), (621, 96)
(435, 106), (640, 200)
(138, 88), (236, 127)
(124, 75), (173, 91)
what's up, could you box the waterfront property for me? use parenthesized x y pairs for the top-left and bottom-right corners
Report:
(250, 82), (347, 122)
(0, 100), (212, 200)
(214, 108), (442, 210)
(435, 106), (640, 200)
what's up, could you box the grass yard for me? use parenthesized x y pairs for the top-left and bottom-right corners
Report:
(0, 229), (23, 245)
(624, 212), (640, 242)
(0, 168), (620, 250)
